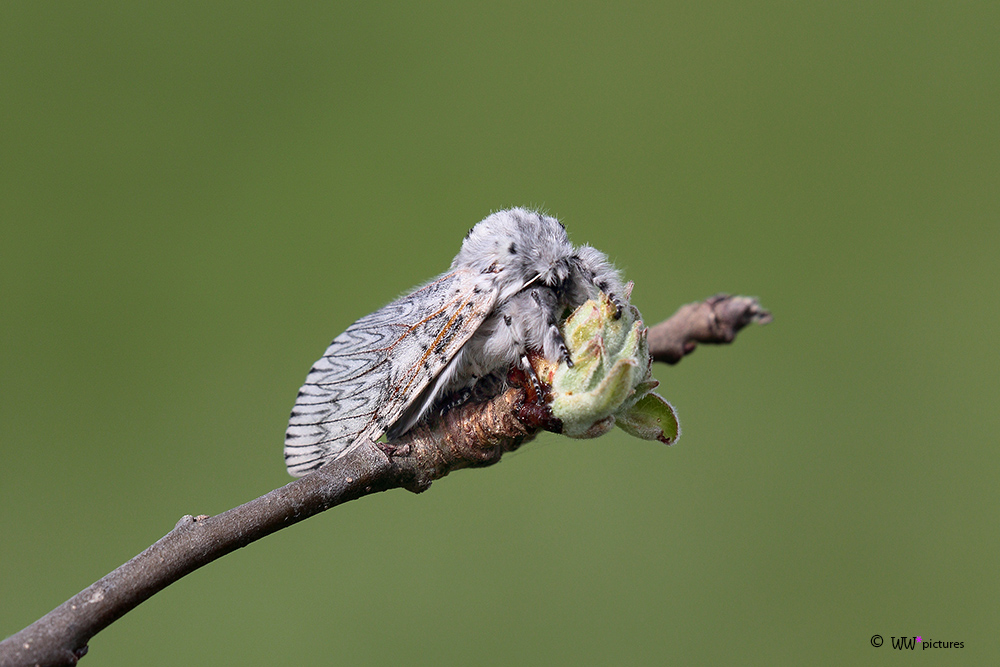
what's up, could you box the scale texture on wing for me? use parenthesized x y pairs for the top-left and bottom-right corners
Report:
(284, 268), (495, 477)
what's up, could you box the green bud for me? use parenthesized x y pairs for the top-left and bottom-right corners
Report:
(547, 291), (680, 444)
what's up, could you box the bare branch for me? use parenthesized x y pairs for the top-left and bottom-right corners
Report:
(0, 442), (396, 667)
(1, 295), (768, 667)
(0, 388), (536, 667)
(647, 294), (772, 364)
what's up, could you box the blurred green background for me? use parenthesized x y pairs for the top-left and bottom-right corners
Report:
(2, 2), (997, 665)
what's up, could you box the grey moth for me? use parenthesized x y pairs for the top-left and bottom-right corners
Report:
(284, 207), (626, 477)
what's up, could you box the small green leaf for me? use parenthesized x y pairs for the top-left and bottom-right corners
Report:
(615, 392), (681, 445)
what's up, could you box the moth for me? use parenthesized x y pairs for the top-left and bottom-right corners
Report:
(284, 207), (626, 476)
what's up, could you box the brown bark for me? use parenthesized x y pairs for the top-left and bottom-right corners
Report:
(647, 294), (772, 364)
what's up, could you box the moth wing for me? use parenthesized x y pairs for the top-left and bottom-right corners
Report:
(284, 268), (495, 477)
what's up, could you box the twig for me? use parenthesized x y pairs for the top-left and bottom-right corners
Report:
(0, 294), (769, 667)
(648, 294), (772, 364)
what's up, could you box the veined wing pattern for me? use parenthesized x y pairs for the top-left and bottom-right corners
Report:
(284, 268), (495, 476)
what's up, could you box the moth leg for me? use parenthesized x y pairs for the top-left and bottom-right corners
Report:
(512, 353), (563, 433)
(572, 245), (627, 318)
(530, 289), (573, 367)
(518, 354), (545, 400)
(437, 382), (477, 416)
(591, 277), (625, 319)
(605, 292), (626, 319)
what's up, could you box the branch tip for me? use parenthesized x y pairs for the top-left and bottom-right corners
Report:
(647, 294), (771, 364)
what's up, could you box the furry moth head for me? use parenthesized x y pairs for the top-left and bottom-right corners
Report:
(453, 208), (576, 298)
